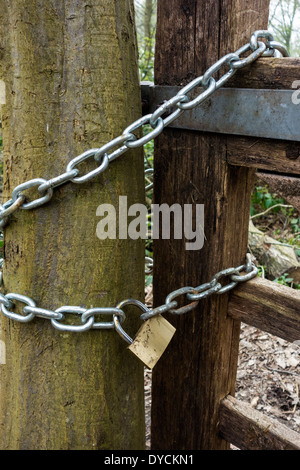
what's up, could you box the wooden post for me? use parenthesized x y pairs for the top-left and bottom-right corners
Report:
(0, 0), (145, 450)
(151, 0), (270, 450)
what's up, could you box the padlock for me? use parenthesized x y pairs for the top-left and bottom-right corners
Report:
(114, 299), (176, 369)
(128, 315), (176, 369)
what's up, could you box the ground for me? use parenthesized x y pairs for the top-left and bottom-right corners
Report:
(235, 323), (299, 433)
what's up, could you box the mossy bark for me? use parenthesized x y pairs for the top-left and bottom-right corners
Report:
(0, 0), (145, 450)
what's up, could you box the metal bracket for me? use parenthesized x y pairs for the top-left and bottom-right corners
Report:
(141, 82), (300, 142)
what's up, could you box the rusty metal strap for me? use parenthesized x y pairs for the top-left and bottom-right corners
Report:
(141, 83), (300, 142)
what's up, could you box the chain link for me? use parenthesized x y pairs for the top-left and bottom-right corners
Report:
(145, 256), (154, 275)
(0, 254), (257, 338)
(140, 255), (258, 321)
(0, 31), (289, 230)
(145, 168), (154, 191)
(0, 30), (285, 340)
(0, 288), (127, 333)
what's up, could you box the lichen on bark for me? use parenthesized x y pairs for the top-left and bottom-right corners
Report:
(0, 0), (145, 450)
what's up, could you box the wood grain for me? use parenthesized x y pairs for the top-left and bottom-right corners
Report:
(257, 172), (300, 211)
(151, 0), (269, 450)
(226, 54), (300, 175)
(226, 135), (300, 175)
(226, 57), (300, 90)
(219, 395), (300, 450)
(228, 277), (300, 343)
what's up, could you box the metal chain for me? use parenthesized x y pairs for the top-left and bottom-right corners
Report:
(0, 31), (287, 340)
(0, 254), (257, 340)
(140, 254), (258, 321)
(0, 31), (289, 229)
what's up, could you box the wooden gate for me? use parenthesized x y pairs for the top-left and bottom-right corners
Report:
(149, 0), (300, 450)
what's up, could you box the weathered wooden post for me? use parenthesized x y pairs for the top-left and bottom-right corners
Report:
(151, 0), (270, 450)
(0, 0), (145, 449)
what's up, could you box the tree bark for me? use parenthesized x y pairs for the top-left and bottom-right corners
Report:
(0, 0), (145, 450)
(144, 0), (154, 41)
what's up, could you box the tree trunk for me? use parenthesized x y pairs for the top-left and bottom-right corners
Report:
(144, 0), (154, 41)
(143, 0), (155, 76)
(0, 0), (145, 450)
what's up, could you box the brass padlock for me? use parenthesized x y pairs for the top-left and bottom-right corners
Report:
(114, 299), (176, 369)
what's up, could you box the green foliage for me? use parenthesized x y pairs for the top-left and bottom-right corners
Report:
(138, 37), (155, 82)
(257, 265), (266, 277)
(251, 184), (300, 290)
(250, 185), (286, 215)
(291, 216), (300, 234)
(257, 265), (300, 290)
(135, 0), (157, 82)
(0, 129), (2, 163)
(144, 133), (154, 257)
(143, 130), (154, 168)
(145, 273), (152, 286)
(273, 272), (300, 289)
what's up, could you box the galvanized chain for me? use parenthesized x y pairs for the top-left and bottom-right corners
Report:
(0, 31), (287, 340)
(145, 256), (154, 275)
(140, 254), (258, 321)
(0, 31), (289, 229)
(0, 254), (257, 342)
(145, 168), (154, 192)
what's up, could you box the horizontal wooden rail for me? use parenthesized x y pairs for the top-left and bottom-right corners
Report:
(226, 57), (300, 90)
(226, 136), (300, 175)
(219, 395), (300, 450)
(228, 277), (300, 343)
(227, 57), (300, 175)
(257, 172), (300, 212)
